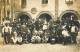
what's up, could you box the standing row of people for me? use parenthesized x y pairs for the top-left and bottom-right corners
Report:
(1, 18), (80, 45)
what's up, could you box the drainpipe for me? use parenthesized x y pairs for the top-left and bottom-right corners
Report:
(11, 0), (13, 22)
(3, 0), (6, 19)
(55, 0), (59, 21)
(11, 0), (15, 22)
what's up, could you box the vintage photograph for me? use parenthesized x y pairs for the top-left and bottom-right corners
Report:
(0, 0), (80, 52)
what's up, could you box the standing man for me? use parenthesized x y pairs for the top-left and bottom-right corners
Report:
(2, 23), (12, 44)
(43, 19), (49, 33)
(70, 24), (78, 43)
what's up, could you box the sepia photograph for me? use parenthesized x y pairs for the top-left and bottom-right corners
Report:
(0, 0), (80, 52)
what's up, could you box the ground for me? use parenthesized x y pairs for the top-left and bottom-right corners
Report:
(0, 44), (80, 52)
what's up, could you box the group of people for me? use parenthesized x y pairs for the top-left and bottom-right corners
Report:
(1, 17), (80, 45)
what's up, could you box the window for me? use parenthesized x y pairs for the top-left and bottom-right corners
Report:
(65, 0), (73, 5)
(7, 10), (10, 17)
(7, 0), (10, 5)
(42, 0), (48, 4)
(0, 9), (1, 18)
(0, 9), (1, 23)
(21, 0), (26, 8)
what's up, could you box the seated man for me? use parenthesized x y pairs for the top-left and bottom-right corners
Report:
(31, 29), (41, 43)
(62, 29), (71, 45)
(11, 32), (22, 44)
(31, 35), (41, 43)
(11, 32), (18, 44)
(42, 32), (49, 43)
(17, 35), (22, 44)
(31, 35), (36, 43)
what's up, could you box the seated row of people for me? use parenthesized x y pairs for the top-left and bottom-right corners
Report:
(10, 24), (79, 45)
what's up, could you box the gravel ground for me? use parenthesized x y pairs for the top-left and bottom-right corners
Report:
(0, 44), (80, 52)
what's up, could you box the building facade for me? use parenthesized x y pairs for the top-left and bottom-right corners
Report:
(0, 0), (80, 24)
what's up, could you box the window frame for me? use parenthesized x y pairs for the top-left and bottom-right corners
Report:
(21, 0), (26, 8)
(42, 0), (48, 4)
